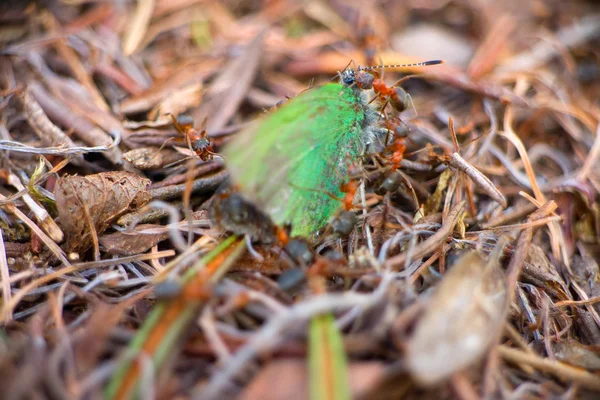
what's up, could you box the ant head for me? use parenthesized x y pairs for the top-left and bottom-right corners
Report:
(355, 70), (375, 90)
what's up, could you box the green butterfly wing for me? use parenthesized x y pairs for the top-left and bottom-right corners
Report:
(223, 83), (368, 238)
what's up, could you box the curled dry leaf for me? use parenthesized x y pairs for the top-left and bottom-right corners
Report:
(405, 250), (507, 386)
(55, 171), (151, 253)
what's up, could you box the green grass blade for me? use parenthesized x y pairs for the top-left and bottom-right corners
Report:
(309, 313), (351, 400)
(105, 236), (244, 400)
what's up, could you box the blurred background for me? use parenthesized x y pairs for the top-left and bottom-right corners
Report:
(3, 0), (599, 134)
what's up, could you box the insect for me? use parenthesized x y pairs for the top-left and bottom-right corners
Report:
(329, 161), (362, 237)
(208, 190), (278, 244)
(388, 135), (407, 170)
(284, 237), (314, 266)
(336, 160), (363, 212)
(329, 210), (358, 237)
(169, 114), (215, 161)
(222, 60), (442, 239)
(375, 170), (403, 195)
(355, 70), (418, 119)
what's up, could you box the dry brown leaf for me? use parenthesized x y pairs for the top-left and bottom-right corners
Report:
(405, 250), (507, 386)
(55, 171), (151, 253)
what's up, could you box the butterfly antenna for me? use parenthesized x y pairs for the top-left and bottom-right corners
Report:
(359, 59), (443, 71)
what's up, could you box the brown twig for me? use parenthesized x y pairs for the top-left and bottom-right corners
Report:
(19, 88), (83, 164)
(0, 230), (11, 322)
(384, 200), (466, 270)
(499, 345), (600, 391)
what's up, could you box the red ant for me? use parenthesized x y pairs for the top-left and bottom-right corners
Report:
(382, 116), (408, 170)
(209, 188), (290, 246)
(340, 180), (360, 211)
(338, 160), (364, 211)
(357, 70), (415, 116)
(389, 138), (406, 170)
(374, 78), (413, 114)
(355, 60), (442, 115)
(329, 162), (363, 237)
(168, 114), (216, 161)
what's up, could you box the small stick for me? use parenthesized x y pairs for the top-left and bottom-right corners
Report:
(480, 202), (537, 229)
(0, 231), (11, 322)
(578, 123), (600, 181)
(474, 215), (562, 233)
(19, 89), (83, 164)
(384, 200), (466, 270)
(448, 153), (507, 208)
(6, 172), (63, 243)
(360, 182), (374, 256)
(28, 82), (122, 163)
(554, 296), (600, 307)
(399, 159), (432, 171)
(498, 345), (600, 391)
(0, 192), (70, 267)
(148, 170), (228, 201)
(450, 372), (479, 400)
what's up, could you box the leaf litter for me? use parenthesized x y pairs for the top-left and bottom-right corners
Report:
(0, 1), (600, 399)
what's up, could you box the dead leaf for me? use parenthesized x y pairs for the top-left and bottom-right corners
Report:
(392, 24), (475, 68)
(405, 250), (507, 386)
(55, 172), (151, 253)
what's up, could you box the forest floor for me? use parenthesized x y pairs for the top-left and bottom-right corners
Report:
(1, 1), (600, 399)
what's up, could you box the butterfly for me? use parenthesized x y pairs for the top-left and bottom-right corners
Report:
(222, 61), (442, 239)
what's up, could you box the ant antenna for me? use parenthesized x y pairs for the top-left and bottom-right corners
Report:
(358, 60), (443, 72)
(331, 59), (357, 82)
